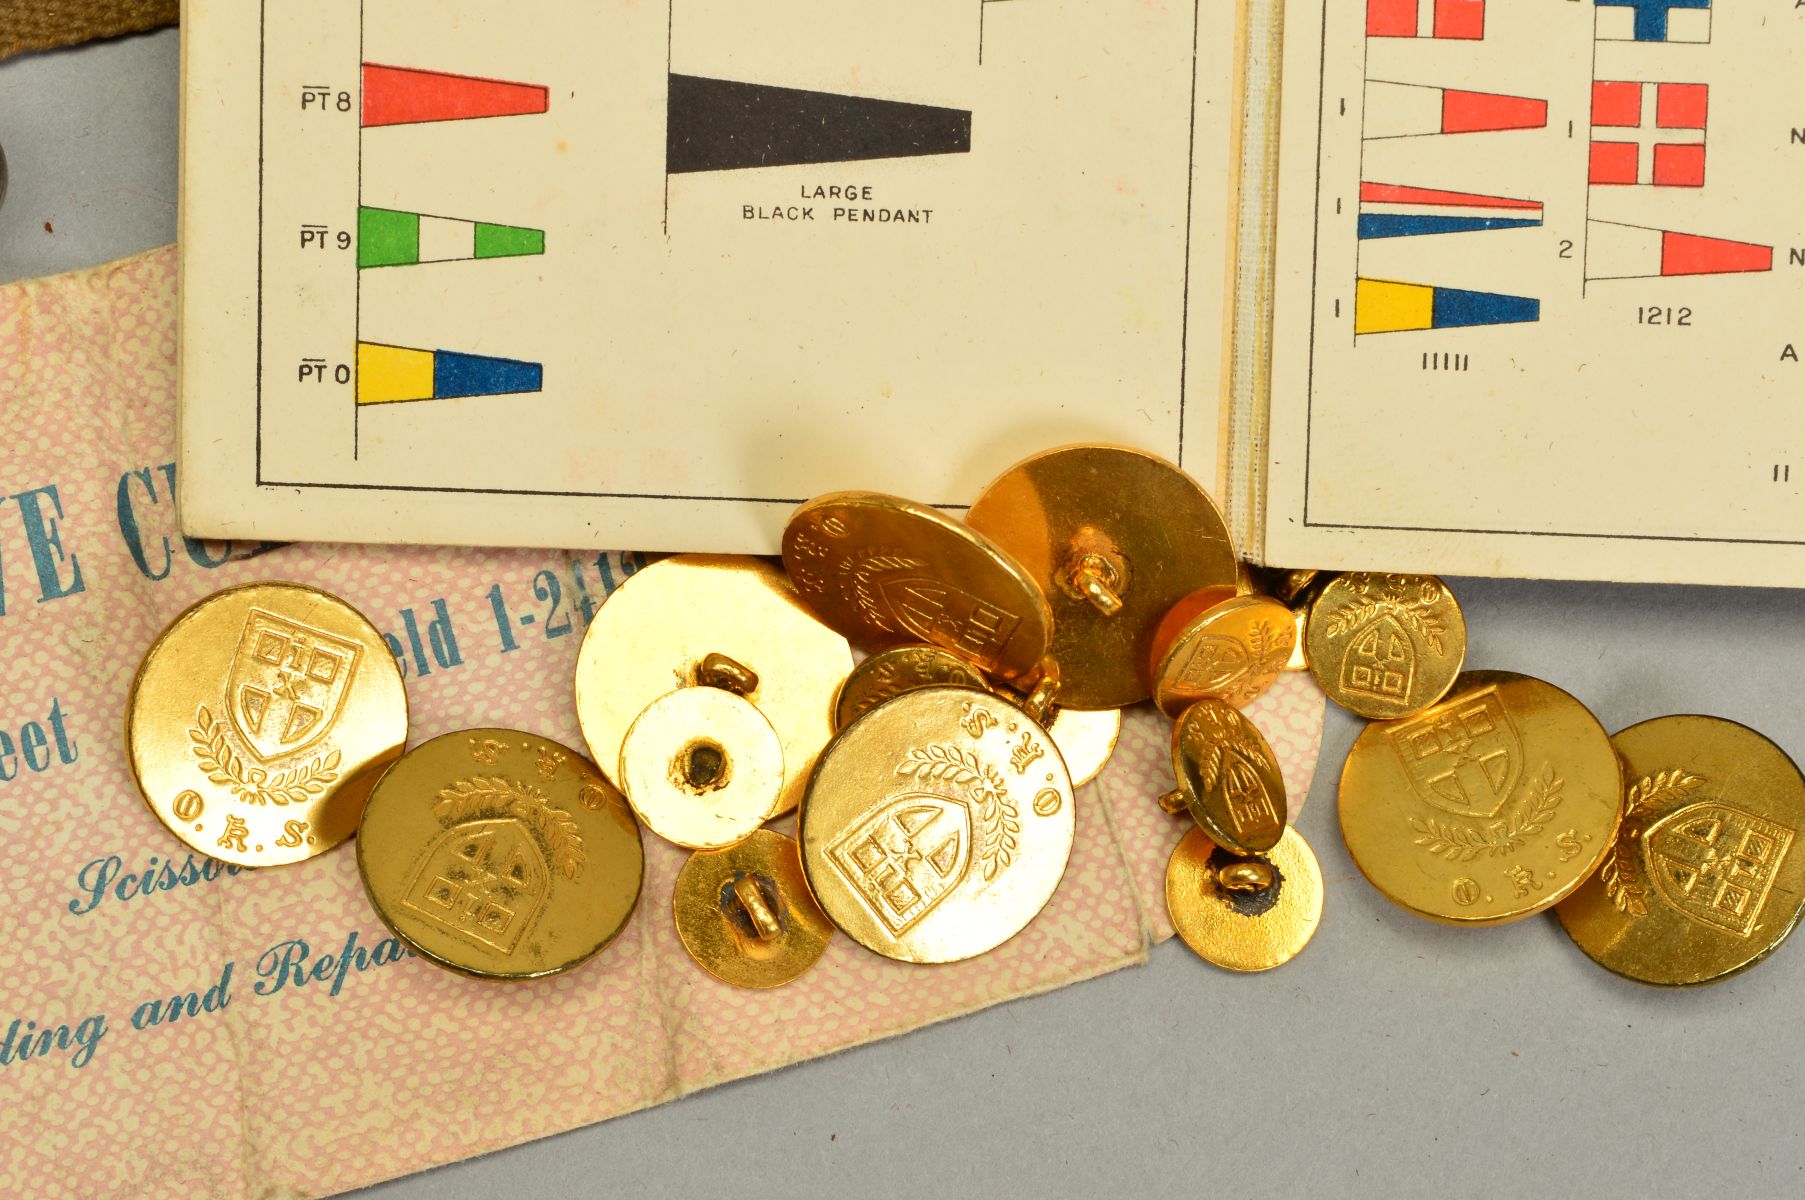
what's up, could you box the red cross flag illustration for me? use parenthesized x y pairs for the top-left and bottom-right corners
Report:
(1368, 0), (1486, 39)
(1589, 80), (1708, 187)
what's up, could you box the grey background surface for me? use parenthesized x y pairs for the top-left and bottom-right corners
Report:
(6, 29), (1804, 1200)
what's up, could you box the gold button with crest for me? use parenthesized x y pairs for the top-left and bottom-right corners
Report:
(1305, 573), (1467, 720)
(1338, 670), (1621, 926)
(1166, 826), (1323, 972)
(126, 581), (408, 868)
(573, 555), (849, 817)
(1556, 715), (1805, 987)
(800, 685), (1075, 964)
(964, 445), (1237, 709)
(1162, 699), (1287, 855)
(1151, 595), (1297, 715)
(673, 828), (835, 988)
(782, 492), (1051, 683)
(619, 655), (786, 850)
(357, 729), (644, 980)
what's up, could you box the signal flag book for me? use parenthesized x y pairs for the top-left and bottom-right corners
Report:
(180, 0), (1805, 586)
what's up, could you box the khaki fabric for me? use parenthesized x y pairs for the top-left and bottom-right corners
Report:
(0, 0), (177, 60)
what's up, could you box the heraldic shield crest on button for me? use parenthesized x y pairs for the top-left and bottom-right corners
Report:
(1174, 636), (1253, 695)
(228, 608), (361, 762)
(1647, 802), (1796, 938)
(1342, 613), (1416, 706)
(1385, 688), (1522, 820)
(827, 793), (972, 936)
(881, 578), (1022, 668)
(404, 817), (551, 956)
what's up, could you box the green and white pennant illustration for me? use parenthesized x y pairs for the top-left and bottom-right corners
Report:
(358, 206), (545, 269)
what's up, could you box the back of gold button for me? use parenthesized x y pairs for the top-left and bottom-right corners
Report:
(1166, 826), (1322, 972)
(673, 828), (835, 989)
(573, 555), (849, 817)
(619, 687), (785, 850)
(965, 444), (1237, 709)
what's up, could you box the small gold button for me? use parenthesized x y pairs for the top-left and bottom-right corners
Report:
(673, 828), (834, 989)
(1167, 698), (1288, 856)
(1166, 827), (1322, 973)
(619, 684), (785, 850)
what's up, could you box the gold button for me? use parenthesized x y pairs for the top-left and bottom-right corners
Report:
(1045, 705), (1122, 789)
(673, 829), (835, 988)
(1305, 573), (1467, 720)
(1166, 698), (1288, 855)
(357, 730), (644, 980)
(125, 582), (407, 868)
(1558, 715), (1805, 987)
(965, 445), (1238, 709)
(574, 555), (849, 817)
(800, 686), (1074, 964)
(1150, 594), (1296, 716)
(782, 492), (1051, 684)
(1339, 670), (1621, 926)
(1166, 826), (1322, 972)
(619, 685), (785, 850)
(834, 645), (990, 730)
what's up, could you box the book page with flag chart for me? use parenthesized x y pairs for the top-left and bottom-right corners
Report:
(178, 0), (1244, 553)
(1261, 0), (1805, 586)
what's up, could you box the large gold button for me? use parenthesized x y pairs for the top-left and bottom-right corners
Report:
(965, 445), (1237, 708)
(358, 729), (644, 980)
(126, 582), (407, 868)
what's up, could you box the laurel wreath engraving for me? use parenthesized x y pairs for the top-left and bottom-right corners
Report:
(1599, 768), (1704, 917)
(1409, 763), (1565, 861)
(188, 707), (342, 807)
(839, 547), (928, 633)
(1321, 573), (1448, 654)
(895, 744), (1018, 881)
(434, 777), (587, 881)
(1244, 619), (1293, 679)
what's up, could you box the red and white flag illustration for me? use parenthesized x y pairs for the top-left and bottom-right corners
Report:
(1589, 80), (1707, 187)
(1367, 0), (1486, 39)
(1587, 220), (1771, 281)
(1365, 81), (1546, 139)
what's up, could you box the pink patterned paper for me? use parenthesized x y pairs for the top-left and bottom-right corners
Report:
(0, 248), (1325, 1200)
